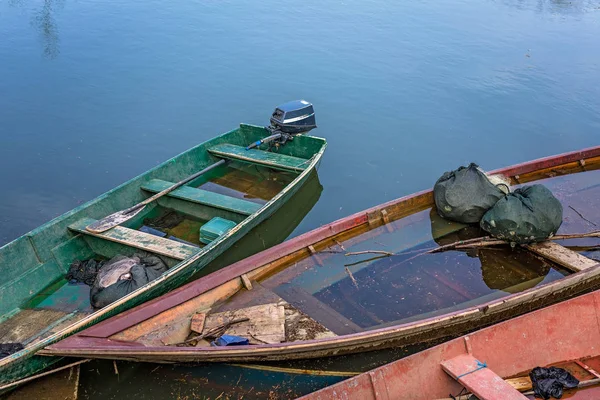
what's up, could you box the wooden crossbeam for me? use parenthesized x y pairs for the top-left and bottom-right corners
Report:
(208, 144), (309, 172)
(441, 354), (527, 400)
(525, 241), (598, 272)
(141, 179), (260, 216)
(69, 218), (200, 260)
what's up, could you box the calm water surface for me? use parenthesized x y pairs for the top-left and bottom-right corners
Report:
(1, 0), (599, 398)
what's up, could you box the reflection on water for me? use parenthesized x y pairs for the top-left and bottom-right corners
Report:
(8, 0), (62, 59)
(536, 169), (600, 261)
(498, 0), (600, 14)
(33, 0), (61, 59)
(77, 360), (345, 400)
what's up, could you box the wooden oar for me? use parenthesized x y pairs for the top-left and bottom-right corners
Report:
(86, 159), (227, 233)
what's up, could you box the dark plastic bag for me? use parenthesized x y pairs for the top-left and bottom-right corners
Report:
(480, 184), (563, 244)
(434, 163), (507, 224)
(90, 254), (167, 308)
(529, 366), (579, 399)
(66, 259), (105, 286)
(0, 343), (24, 358)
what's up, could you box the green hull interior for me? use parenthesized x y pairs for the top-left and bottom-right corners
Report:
(0, 123), (326, 389)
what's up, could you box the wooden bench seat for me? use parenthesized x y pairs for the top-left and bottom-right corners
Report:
(208, 143), (309, 172)
(441, 354), (527, 400)
(69, 218), (200, 260)
(141, 179), (261, 216)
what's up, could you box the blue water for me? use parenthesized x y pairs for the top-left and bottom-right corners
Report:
(2, 0), (599, 246)
(1, 0), (600, 397)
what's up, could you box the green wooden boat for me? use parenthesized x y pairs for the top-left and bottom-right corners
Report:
(0, 108), (326, 391)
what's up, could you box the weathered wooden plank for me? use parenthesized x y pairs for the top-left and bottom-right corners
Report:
(159, 318), (192, 346)
(211, 281), (283, 313)
(505, 376), (532, 392)
(273, 283), (362, 335)
(285, 305), (336, 342)
(526, 241), (598, 272)
(69, 218), (200, 261)
(190, 313), (206, 334)
(240, 274), (253, 290)
(208, 144), (309, 172)
(141, 179), (260, 216)
(441, 354), (527, 400)
(108, 277), (243, 342)
(0, 309), (68, 343)
(368, 369), (391, 400)
(202, 303), (285, 344)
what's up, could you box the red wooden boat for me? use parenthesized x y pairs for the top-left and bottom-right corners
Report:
(299, 289), (600, 400)
(42, 146), (600, 366)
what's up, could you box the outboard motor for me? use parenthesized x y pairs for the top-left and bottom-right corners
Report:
(269, 100), (316, 135)
(247, 100), (317, 150)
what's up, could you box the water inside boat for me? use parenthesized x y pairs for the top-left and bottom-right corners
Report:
(207, 167), (600, 337)
(193, 161), (297, 205)
(129, 161), (298, 246)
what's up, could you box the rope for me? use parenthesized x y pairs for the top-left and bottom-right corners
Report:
(450, 387), (468, 400)
(456, 359), (487, 379)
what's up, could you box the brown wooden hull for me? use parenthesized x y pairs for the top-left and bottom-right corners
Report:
(42, 146), (600, 363)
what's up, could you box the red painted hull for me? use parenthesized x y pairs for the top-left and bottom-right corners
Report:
(299, 290), (600, 400)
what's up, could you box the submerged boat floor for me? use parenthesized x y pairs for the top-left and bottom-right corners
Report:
(212, 170), (600, 336)
(114, 168), (600, 349)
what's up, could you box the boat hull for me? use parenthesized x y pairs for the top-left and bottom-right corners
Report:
(43, 146), (600, 366)
(0, 124), (326, 390)
(42, 254), (600, 364)
(299, 290), (600, 399)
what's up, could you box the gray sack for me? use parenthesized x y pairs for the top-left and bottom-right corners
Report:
(90, 253), (167, 309)
(480, 184), (563, 244)
(434, 163), (506, 224)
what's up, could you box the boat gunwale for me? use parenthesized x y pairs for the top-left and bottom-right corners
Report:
(0, 127), (327, 371)
(55, 144), (600, 345)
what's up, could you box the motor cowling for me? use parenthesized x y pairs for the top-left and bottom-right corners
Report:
(269, 100), (316, 135)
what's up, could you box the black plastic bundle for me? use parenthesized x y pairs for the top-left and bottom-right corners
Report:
(0, 343), (24, 358)
(66, 259), (105, 286)
(529, 366), (579, 399)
